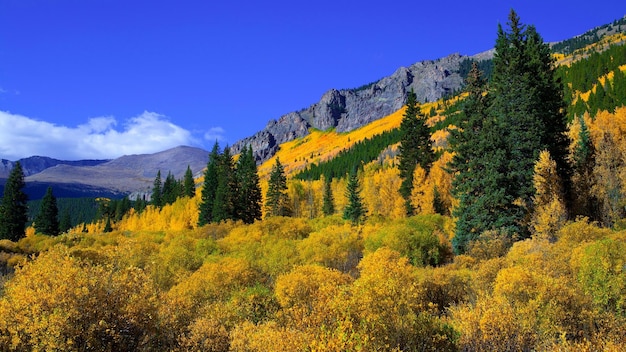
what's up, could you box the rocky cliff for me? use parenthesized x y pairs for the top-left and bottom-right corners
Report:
(231, 53), (469, 162)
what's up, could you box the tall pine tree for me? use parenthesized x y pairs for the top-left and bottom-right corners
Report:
(34, 187), (60, 236)
(449, 63), (509, 253)
(398, 89), (434, 215)
(343, 168), (365, 224)
(212, 146), (238, 222)
(0, 161), (28, 241)
(449, 10), (572, 252)
(265, 157), (290, 217)
(198, 142), (220, 226)
(151, 170), (163, 208)
(183, 165), (195, 198)
(322, 175), (335, 216)
(236, 145), (262, 224)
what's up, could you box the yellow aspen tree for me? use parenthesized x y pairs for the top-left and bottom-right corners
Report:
(410, 165), (434, 215)
(532, 150), (567, 240)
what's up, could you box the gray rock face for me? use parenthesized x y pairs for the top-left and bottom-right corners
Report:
(231, 53), (468, 162)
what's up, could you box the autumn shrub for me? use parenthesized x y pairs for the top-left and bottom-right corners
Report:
(349, 248), (459, 351)
(417, 265), (475, 313)
(298, 223), (363, 273)
(0, 245), (160, 352)
(465, 229), (514, 261)
(575, 237), (626, 315)
(159, 256), (259, 343)
(365, 215), (453, 266)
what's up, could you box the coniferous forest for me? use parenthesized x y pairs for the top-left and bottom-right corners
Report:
(1, 10), (626, 351)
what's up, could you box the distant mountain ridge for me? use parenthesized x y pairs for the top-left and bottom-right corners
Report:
(0, 156), (108, 178)
(1, 146), (208, 199)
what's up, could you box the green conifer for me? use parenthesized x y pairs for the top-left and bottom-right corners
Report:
(183, 165), (195, 197)
(0, 161), (28, 241)
(265, 157), (290, 217)
(236, 145), (262, 224)
(343, 168), (365, 224)
(151, 170), (163, 208)
(322, 175), (335, 216)
(34, 187), (60, 236)
(198, 142), (220, 226)
(398, 89), (434, 215)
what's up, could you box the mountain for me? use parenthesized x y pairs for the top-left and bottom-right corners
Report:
(0, 156), (108, 178)
(231, 53), (476, 163)
(1, 146), (209, 199)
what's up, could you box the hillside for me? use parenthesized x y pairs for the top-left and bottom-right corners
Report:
(230, 53), (470, 163)
(2, 12), (626, 352)
(24, 146), (208, 198)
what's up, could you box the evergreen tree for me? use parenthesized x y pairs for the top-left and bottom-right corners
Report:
(34, 187), (60, 236)
(343, 168), (365, 224)
(236, 145), (262, 224)
(183, 165), (195, 198)
(265, 157), (290, 217)
(0, 161), (28, 241)
(103, 216), (112, 233)
(59, 209), (72, 233)
(162, 172), (179, 205)
(134, 195), (146, 214)
(450, 10), (572, 252)
(212, 147), (238, 222)
(198, 142), (220, 226)
(151, 170), (163, 208)
(448, 62), (503, 253)
(322, 175), (335, 216)
(398, 89), (434, 215)
(114, 197), (131, 222)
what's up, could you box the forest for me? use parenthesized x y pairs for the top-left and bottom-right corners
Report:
(0, 10), (626, 352)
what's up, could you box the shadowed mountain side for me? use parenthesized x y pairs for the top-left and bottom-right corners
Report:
(0, 156), (109, 178)
(25, 146), (209, 197)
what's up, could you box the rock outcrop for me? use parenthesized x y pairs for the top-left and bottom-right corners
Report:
(231, 53), (469, 162)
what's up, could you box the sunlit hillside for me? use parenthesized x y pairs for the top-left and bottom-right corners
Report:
(3, 13), (626, 352)
(257, 101), (442, 179)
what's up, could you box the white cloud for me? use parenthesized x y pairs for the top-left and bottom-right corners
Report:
(0, 111), (201, 160)
(204, 127), (226, 143)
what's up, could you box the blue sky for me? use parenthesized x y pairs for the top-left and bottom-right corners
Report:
(1, 0), (625, 160)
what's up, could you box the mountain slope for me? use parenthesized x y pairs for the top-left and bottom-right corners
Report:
(25, 146), (208, 198)
(231, 53), (469, 163)
(0, 156), (108, 178)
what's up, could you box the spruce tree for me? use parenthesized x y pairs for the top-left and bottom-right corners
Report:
(489, 10), (572, 233)
(343, 168), (365, 224)
(151, 170), (163, 208)
(450, 10), (573, 252)
(183, 165), (195, 197)
(212, 146), (238, 222)
(448, 63), (499, 253)
(198, 142), (220, 226)
(236, 145), (262, 224)
(34, 186), (60, 236)
(103, 216), (112, 233)
(265, 157), (290, 217)
(162, 172), (178, 205)
(0, 161), (28, 241)
(59, 209), (72, 233)
(398, 89), (434, 215)
(322, 175), (335, 216)
(572, 115), (600, 220)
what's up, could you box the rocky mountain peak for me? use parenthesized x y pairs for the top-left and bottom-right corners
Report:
(231, 52), (468, 163)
